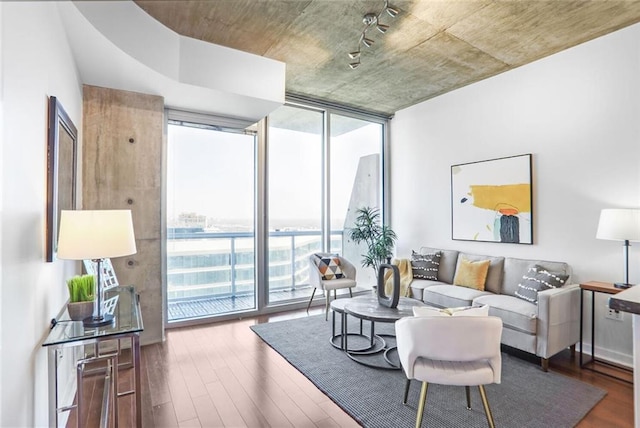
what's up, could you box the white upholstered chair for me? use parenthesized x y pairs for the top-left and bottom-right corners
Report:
(395, 316), (503, 428)
(307, 253), (357, 320)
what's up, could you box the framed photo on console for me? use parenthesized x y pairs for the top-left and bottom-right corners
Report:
(451, 154), (533, 244)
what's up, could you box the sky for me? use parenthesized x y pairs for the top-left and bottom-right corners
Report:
(166, 107), (382, 231)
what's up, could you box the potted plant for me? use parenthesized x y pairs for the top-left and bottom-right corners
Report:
(67, 274), (95, 321)
(348, 206), (398, 279)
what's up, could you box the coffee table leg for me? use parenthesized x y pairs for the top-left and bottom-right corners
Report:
(341, 312), (346, 350)
(344, 313), (348, 351)
(370, 321), (375, 347)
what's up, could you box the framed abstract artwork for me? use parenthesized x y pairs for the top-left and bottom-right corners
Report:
(451, 154), (533, 244)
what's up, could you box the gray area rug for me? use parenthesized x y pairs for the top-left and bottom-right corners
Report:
(251, 314), (606, 428)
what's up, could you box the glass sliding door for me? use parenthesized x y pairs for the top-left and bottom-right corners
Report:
(166, 122), (256, 322)
(330, 114), (384, 287)
(267, 105), (324, 304)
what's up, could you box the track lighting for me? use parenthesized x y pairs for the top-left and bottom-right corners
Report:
(347, 0), (399, 69)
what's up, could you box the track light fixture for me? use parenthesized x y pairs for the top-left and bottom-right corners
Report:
(347, 0), (399, 69)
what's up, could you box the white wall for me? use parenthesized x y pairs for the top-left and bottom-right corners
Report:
(1, 2), (82, 426)
(391, 23), (640, 365)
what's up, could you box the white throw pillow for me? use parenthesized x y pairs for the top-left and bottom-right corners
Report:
(413, 304), (489, 317)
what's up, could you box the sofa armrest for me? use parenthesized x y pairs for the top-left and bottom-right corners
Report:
(536, 283), (581, 359)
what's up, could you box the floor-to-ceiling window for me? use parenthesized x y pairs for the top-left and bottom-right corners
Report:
(330, 114), (384, 286)
(164, 101), (388, 324)
(166, 120), (257, 321)
(267, 106), (324, 304)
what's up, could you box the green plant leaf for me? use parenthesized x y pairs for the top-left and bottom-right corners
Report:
(348, 206), (397, 277)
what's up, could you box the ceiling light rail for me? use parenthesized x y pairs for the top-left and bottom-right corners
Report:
(348, 0), (399, 69)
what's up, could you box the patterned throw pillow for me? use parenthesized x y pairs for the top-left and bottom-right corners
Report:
(515, 265), (569, 304)
(411, 250), (441, 280)
(315, 255), (344, 280)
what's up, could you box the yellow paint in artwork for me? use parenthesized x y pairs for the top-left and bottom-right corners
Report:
(469, 184), (531, 213)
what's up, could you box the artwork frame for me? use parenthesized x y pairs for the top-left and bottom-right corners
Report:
(46, 96), (78, 262)
(451, 154), (533, 244)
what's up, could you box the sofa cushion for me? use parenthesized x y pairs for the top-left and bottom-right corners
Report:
(456, 253), (505, 294)
(473, 294), (537, 334)
(503, 257), (571, 297)
(422, 284), (492, 308)
(453, 258), (491, 290)
(419, 247), (459, 283)
(409, 279), (445, 301)
(411, 250), (441, 280)
(514, 264), (570, 304)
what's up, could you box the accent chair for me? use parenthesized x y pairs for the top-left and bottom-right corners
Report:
(307, 253), (357, 320)
(395, 316), (503, 428)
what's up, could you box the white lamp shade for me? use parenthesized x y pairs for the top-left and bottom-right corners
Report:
(596, 208), (640, 242)
(57, 210), (137, 260)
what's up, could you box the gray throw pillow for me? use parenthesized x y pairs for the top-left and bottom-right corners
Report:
(411, 250), (441, 280)
(515, 264), (569, 304)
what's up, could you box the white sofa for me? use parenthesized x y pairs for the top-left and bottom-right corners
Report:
(408, 246), (580, 371)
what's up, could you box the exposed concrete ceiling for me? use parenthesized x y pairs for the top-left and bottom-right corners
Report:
(134, 0), (640, 117)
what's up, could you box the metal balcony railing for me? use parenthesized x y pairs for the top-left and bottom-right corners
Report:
(166, 228), (343, 318)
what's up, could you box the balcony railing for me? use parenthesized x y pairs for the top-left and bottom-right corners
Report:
(166, 228), (343, 319)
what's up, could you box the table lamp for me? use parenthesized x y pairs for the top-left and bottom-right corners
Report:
(57, 210), (137, 327)
(596, 208), (640, 289)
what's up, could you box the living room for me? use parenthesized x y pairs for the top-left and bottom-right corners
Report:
(2, 1), (640, 427)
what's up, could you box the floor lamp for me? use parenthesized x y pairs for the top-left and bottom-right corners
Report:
(58, 210), (137, 327)
(596, 208), (640, 289)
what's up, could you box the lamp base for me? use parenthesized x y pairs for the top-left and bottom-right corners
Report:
(83, 313), (114, 328)
(614, 282), (634, 289)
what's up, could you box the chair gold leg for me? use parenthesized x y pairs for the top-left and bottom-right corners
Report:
(402, 379), (411, 405)
(306, 288), (316, 313)
(465, 386), (471, 410)
(416, 382), (428, 428)
(478, 385), (496, 428)
(325, 292), (330, 321)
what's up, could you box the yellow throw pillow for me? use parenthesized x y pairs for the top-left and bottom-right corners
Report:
(453, 258), (491, 290)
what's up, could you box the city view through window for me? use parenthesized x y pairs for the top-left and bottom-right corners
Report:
(166, 106), (384, 322)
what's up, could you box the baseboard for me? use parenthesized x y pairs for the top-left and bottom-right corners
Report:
(577, 342), (633, 368)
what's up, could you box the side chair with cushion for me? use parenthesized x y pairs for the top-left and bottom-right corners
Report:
(395, 316), (503, 428)
(307, 253), (357, 320)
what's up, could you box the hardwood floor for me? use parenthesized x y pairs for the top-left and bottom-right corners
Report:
(75, 307), (634, 427)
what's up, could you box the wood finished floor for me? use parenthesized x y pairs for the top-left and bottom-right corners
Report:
(75, 307), (634, 427)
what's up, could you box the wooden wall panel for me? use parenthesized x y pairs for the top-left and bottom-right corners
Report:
(83, 85), (164, 345)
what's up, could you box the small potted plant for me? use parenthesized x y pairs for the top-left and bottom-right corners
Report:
(348, 206), (398, 279)
(67, 274), (95, 321)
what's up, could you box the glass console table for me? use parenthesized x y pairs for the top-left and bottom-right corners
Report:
(43, 285), (144, 427)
